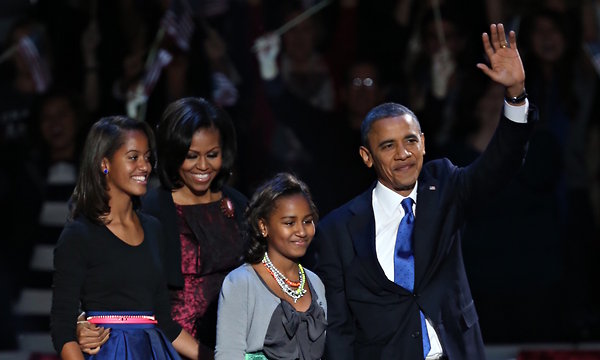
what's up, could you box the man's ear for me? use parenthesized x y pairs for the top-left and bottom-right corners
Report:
(359, 146), (373, 168)
(421, 133), (426, 155)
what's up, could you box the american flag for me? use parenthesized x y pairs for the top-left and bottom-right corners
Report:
(142, 48), (173, 96)
(212, 71), (239, 107)
(584, 42), (600, 78)
(160, 0), (195, 51)
(18, 35), (51, 93)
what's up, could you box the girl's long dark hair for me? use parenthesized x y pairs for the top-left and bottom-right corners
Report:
(70, 115), (154, 224)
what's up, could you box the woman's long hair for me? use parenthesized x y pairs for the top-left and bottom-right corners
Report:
(70, 115), (154, 224)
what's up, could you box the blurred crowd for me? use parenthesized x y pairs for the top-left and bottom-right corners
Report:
(0, 0), (599, 356)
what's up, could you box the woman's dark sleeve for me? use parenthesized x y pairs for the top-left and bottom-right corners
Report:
(154, 273), (182, 342)
(50, 220), (88, 354)
(145, 216), (182, 342)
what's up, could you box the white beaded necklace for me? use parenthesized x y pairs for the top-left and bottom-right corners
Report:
(262, 252), (307, 303)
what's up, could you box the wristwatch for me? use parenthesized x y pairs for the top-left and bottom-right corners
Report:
(505, 89), (527, 104)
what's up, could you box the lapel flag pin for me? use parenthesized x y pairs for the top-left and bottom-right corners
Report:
(429, 185), (436, 191)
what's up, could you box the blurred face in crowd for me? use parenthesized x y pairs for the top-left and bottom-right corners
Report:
(530, 15), (565, 63)
(474, 82), (504, 129)
(283, 11), (316, 64)
(346, 63), (384, 130)
(178, 126), (223, 197)
(11, 25), (38, 75)
(424, 19), (463, 58)
(360, 115), (425, 197)
(40, 96), (77, 156)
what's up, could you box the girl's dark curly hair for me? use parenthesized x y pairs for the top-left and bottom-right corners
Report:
(244, 173), (319, 264)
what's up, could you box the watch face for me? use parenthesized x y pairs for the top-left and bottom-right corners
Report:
(506, 90), (527, 104)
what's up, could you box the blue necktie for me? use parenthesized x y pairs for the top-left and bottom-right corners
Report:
(394, 198), (431, 358)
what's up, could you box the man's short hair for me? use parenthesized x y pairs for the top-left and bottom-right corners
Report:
(360, 103), (420, 148)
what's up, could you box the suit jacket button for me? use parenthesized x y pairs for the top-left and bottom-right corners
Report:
(411, 331), (421, 338)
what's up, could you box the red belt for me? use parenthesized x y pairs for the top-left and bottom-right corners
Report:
(87, 314), (158, 324)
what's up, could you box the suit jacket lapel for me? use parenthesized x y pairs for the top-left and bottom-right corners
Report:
(413, 178), (439, 289)
(348, 188), (375, 256)
(348, 187), (409, 294)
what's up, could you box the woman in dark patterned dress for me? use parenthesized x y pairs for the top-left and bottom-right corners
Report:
(77, 98), (247, 359)
(145, 97), (248, 358)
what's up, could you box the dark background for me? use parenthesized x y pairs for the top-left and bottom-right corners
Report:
(0, 0), (599, 355)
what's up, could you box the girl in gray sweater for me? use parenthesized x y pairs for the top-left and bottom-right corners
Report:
(215, 173), (327, 360)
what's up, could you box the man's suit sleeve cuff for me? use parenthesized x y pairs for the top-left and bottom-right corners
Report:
(503, 98), (529, 123)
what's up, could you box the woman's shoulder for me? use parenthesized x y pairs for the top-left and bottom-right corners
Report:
(224, 263), (254, 281)
(60, 216), (95, 237)
(138, 210), (159, 222)
(141, 185), (171, 211)
(222, 263), (263, 291)
(304, 267), (325, 296)
(222, 186), (248, 224)
(305, 267), (323, 282)
(137, 211), (164, 240)
(56, 216), (97, 251)
(222, 185), (248, 205)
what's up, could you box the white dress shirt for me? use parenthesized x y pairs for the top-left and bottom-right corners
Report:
(372, 181), (444, 358)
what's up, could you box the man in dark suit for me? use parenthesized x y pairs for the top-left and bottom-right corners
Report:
(313, 23), (535, 359)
